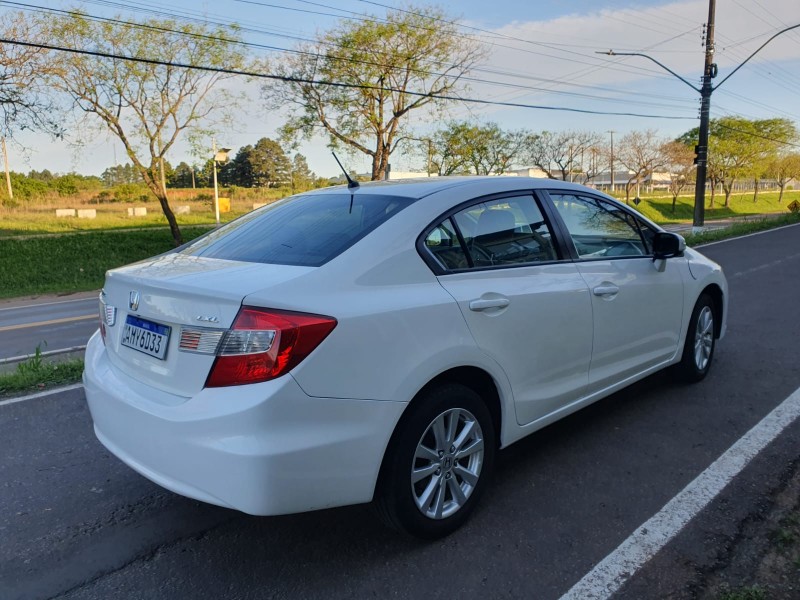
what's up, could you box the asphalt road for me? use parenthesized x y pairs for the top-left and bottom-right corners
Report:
(1, 224), (799, 600)
(0, 293), (98, 361)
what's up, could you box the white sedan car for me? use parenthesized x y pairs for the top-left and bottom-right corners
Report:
(84, 177), (727, 539)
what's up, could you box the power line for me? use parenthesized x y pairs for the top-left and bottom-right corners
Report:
(3, 1), (699, 114)
(0, 36), (696, 120)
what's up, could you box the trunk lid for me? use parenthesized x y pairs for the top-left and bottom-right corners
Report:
(100, 253), (313, 398)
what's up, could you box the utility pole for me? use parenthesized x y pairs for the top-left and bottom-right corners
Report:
(692, 0), (716, 233)
(1, 137), (12, 200)
(598, 4), (799, 232)
(607, 131), (615, 194)
(212, 138), (220, 226)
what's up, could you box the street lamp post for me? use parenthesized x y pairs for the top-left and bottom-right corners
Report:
(598, 7), (800, 233)
(211, 139), (231, 227)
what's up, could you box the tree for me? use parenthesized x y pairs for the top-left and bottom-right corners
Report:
(42, 13), (246, 245)
(678, 117), (798, 207)
(661, 141), (695, 212)
(168, 162), (196, 188)
(524, 130), (602, 181)
(249, 138), (291, 187)
(423, 121), (527, 176)
(290, 153), (314, 193)
(265, 5), (484, 181)
(766, 153), (800, 203)
(615, 130), (665, 204)
(0, 13), (62, 140)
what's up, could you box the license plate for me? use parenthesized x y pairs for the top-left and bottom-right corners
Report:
(121, 315), (171, 360)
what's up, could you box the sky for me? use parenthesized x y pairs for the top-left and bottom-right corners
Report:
(3, 0), (800, 178)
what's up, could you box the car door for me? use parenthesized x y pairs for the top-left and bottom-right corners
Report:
(547, 192), (685, 393)
(420, 193), (593, 426)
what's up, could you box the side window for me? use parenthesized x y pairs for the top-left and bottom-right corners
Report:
(550, 194), (648, 259)
(453, 195), (557, 267)
(422, 195), (558, 272)
(424, 219), (470, 270)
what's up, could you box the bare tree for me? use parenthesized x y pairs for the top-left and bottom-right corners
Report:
(766, 153), (800, 203)
(42, 13), (246, 245)
(524, 130), (602, 181)
(264, 6), (485, 181)
(661, 141), (695, 212)
(0, 13), (62, 140)
(615, 130), (665, 204)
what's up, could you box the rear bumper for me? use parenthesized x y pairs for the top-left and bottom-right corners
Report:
(83, 332), (406, 515)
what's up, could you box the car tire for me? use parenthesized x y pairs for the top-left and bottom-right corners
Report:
(375, 383), (496, 539)
(675, 293), (716, 383)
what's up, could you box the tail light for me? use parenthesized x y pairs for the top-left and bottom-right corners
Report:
(98, 292), (116, 344)
(205, 307), (337, 387)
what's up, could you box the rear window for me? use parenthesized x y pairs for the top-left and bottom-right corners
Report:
(180, 192), (414, 267)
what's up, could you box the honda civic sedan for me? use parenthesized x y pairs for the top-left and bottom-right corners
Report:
(84, 177), (727, 539)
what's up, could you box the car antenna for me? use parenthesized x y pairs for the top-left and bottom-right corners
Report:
(331, 152), (359, 190)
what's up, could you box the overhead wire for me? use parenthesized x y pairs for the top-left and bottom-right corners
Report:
(2, 0), (699, 114)
(0, 37), (696, 120)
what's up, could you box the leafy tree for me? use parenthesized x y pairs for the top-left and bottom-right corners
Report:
(0, 13), (62, 139)
(102, 163), (142, 187)
(265, 5), (484, 180)
(661, 141), (695, 212)
(423, 121), (527, 176)
(41, 13), (246, 245)
(249, 137), (291, 187)
(168, 162), (196, 188)
(678, 117), (798, 207)
(615, 130), (665, 203)
(766, 153), (800, 203)
(524, 130), (602, 181)
(423, 123), (472, 176)
(290, 153), (314, 193)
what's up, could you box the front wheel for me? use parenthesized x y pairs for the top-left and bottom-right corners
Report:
(675, 293), (716, 382)
(375, 383), (496, 539)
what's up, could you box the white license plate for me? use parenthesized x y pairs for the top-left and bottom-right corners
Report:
(121, 315), (171, 360)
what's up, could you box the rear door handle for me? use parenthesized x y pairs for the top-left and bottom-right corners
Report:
(469, 298), (510, 311)
(593, 284), (620, 296)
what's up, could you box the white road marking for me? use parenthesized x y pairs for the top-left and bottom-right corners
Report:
(730, 252), (800, 279)
(0, 383), (84, 407)
(561, 385), (800, 600)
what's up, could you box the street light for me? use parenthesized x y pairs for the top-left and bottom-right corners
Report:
(597, 12), (800, 232)
(212, 140), (231, 226)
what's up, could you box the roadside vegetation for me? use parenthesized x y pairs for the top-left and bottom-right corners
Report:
(0, 348), (84, 398)
(0, 226), (210, 299)
(684, 213), (800, 246)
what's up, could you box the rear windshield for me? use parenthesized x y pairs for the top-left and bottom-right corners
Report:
(180, 192), (414, 267)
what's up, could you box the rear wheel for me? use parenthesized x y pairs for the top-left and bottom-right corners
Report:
(375, 383), (495, 539)
(675, 293), (716, 382)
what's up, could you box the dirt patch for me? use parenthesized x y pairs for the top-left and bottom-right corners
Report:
(697, 461), (800, 599)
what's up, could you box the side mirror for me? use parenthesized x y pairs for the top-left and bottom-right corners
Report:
(652, 231), (685, 260)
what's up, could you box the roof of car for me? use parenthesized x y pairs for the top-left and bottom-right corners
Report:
(303, 176), (598, 200)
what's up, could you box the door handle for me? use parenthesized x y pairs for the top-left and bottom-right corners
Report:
(469, 298), (510, 311)
(593, 284), (620, 296)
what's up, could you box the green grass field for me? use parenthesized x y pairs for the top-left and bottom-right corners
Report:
(614, 189), (799, 224)
(0, 226), (211, 299)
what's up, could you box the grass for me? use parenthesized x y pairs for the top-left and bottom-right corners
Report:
(614, 189), (800, 224)
(0, 187), (285, 236)
(716, 586), (767, 600)
(683, 213), (800, 246)
(0, 226), (211, 299)
(0, 347), (85, 398)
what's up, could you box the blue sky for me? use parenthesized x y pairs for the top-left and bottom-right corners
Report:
(5, 0), (800, 178)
